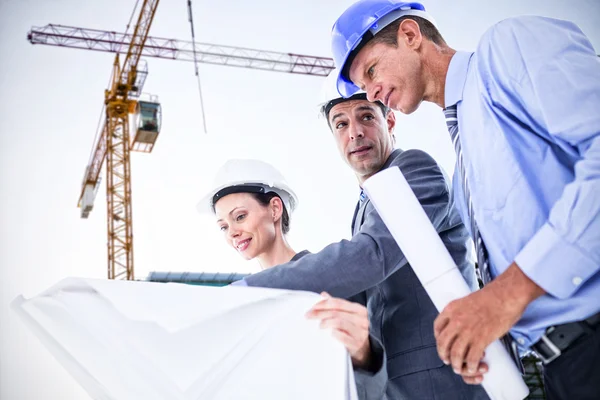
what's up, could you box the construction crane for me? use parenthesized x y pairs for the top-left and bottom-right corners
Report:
(27, 17), (333, 282)
(40, 0), (162, 280)
(27, 24), (335, 76)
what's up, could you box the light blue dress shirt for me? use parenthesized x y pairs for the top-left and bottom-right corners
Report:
(444, 16), (600, 349)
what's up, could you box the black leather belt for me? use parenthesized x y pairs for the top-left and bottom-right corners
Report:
(531, 311), (600, 364)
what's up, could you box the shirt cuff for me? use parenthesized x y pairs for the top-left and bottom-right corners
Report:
(229, 279), (248, 287)
(353, 335), (388, 400)
(514, 222), (597, 299)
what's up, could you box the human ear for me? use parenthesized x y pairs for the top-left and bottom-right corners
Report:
(269, 197), (284, 222)
(386, 110), (396, 133)
(399, 19), (422, 48)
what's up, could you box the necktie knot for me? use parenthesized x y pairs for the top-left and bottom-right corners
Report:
(444, 104), (459, 140)
(443, 104), (458, 119)
(359, 189), (367, 203)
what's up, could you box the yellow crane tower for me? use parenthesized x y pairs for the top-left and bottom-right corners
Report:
(78, 0), (160, 280)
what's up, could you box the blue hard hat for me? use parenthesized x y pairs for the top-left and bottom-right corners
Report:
(331, 0), (434, 98)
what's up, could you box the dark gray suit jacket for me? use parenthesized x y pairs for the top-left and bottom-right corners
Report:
(242, 149), (488, 399)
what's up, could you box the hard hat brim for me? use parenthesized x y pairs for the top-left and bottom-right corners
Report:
(197, 183), (298, 215)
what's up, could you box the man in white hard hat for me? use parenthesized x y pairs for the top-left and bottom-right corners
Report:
(232, 70), (488, 399)
(329, 1), (600, 398)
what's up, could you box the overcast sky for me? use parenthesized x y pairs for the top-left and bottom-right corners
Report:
(1, 0), (599, 398)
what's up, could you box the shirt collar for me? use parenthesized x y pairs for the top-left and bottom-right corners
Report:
(444, 51), (474, 108)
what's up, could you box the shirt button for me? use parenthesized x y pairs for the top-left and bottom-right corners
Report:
(517, 338), (525, 345)
(572, 277), (583, 286)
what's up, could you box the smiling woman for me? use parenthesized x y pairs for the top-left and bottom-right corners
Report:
(197, 159), (300, 270)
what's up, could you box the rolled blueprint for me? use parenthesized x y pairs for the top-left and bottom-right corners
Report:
(362, 167), (529, 400)
(12, 278), (358, 400)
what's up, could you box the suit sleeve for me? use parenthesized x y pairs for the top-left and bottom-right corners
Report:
(344, 293), (387, 400)
(241, 149), (451, 298)
(354, 335), (388, 400)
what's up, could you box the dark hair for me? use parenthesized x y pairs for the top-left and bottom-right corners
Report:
(371, 16), (446, 48)
(321, 93), (390, 130)
(251, 192), (291, 234)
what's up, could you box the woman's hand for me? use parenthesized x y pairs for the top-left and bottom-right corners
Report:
(306, 292), (373, 370)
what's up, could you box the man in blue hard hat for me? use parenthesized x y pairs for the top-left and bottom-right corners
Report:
(330, 1), (600, 399)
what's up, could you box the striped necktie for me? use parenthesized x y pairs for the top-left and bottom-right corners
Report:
(359, 189), (367, 203)
(444, 105), (490, 286)
(444, 105), (524, 372)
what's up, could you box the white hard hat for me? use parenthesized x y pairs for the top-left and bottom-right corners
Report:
(197, 159), (298, 214)
(320, 68), (345, 106)
(319, 68), (378, 120)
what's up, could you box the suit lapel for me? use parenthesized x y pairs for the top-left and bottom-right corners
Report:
(352, 198), (370, 236)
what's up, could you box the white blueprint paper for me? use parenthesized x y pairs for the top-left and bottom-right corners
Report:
(363, 167), (529, 400)
(12, 278), (358, 400)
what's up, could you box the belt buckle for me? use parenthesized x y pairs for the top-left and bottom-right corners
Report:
(536, 333), (562, 364)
